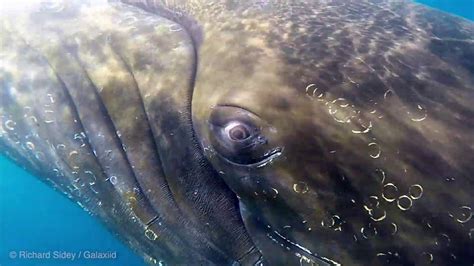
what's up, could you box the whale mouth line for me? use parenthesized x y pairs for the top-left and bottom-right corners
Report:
(217, 147), (283, 168)
(266, 228), (340, 266)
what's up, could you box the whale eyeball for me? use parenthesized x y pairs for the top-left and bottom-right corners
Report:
(226, 122), (251, 141)
(207, 105), (279, 166)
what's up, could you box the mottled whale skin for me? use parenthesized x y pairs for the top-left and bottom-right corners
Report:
(1, 0), (473, 265)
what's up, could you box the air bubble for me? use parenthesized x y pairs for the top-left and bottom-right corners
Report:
(420, 252), (434, 263)
(382, 183), (398, 202)
(35, 151), (45, 162)
(374, 168), (386, 184)
(321, 216), (335, 228)
(391, 223), (398, 235)
(332, 98), (350, 108)
(452, 206), (472, 224)
(361, 223), (377, 239)
(4, 120), (16, 131)
(53, 168), (62, 177)
(321, 215), (343, 231)
(56, 144), (66, 150)
(109, 176), (118, 185)
(293, 182), (309, 194)
(39, 0), (65, 13)
(28, 116), (38, 124)
(74, 132), (87, 147)
(23, 106), (32, 116)
(364, 195), (380, 210)
(370, 208), (387, 222)
(304, 83), (326, 100)
(128, 195), (137, 205)
(368, 142), (381, 159)
(84, 170), (97, 181)
(145, 229), (158, 241)
(397, 195), (413, 211)
(43, 110), (55, 124)
(69, 150), (79, 158)
(408, 184), (423, 200)
(120, 15), (138, 26)
(383, 89), (394, 99)
(328, 98), (355, 123)
(409, 104), (428, 122)
(168, 24), (182, 32)
(148, 257), (158, 264)
(435, 233), (450, 247)
(269, 188), (279, 199)
(351, 120), (372, 134)
(25, 142), (35, 150)
(305, 83), (316, 98)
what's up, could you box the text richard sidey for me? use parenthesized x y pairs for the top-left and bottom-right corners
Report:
(8, 250), (117, 261)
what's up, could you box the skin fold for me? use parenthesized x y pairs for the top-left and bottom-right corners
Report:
(1, 0), (473, 265)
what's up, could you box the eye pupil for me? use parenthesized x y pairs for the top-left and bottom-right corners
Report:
(229, 125), (250, 141)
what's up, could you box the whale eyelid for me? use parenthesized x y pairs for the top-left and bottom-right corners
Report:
(215, 104), (261, 118)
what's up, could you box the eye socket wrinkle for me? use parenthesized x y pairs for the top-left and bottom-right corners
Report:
(215, 104), (261, 118)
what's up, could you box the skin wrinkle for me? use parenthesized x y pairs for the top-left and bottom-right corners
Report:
(2, 26), (113, 206)
(55, 42), (179, 261)
(117, 5), (254, 260)
(119, 2), (260, 262)
(117, 3), (256, 263)
(76, 43), (196, 258)
(1, 5), (215, 263)
(0, 20), (168, 262)
(75, 7), (233, 263)
(111, 49), (182, 228)
(1, 33), (82, 179)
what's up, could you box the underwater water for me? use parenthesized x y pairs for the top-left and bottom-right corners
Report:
(0, 1), (472, 266)
(417, 0), (473, 20)
(0, 158), (145, 266)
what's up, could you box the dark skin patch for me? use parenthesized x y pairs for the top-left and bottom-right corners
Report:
(273, 97), (291, 111)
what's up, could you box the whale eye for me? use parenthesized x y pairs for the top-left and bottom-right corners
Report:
(208, 105), (281, 166)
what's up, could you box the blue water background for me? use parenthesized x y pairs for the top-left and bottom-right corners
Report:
(417, 0), (473, 20)
(0, 160), (144, 266)
(0, 1), (472, 266)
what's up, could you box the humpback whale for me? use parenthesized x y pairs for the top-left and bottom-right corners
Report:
(0, 0), (473, 264)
